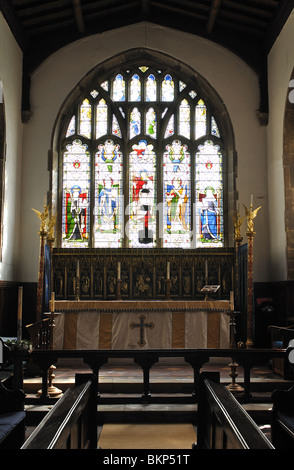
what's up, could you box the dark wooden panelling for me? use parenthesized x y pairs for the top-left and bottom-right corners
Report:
(0, 281), (37, 338)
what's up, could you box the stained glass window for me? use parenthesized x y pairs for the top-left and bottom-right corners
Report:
(60, 65), (224, 249)
(195, 140), (223, 247)
(128, 140), (157, 248)
(146, 74), (157, 101)
(96, 99), (108, 138)
(146, 108), (157, 138)
(195, 99), (207, 140)
(162, 74), (174, 101)
(79, 99), (91, 139)
(130, 74), (141, 101)
(179, 99), (190, 139)
(130, 108), (141, 138)
(163, 140), (191, 247)
(62, 140), (90, 247)
(94, 140), (123, 247)
(112, 74), (125, 101)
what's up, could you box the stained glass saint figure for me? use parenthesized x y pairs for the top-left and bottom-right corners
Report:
(62, 140), (90, 247)
(130, 108), (141, 138)
(146, 74), (157, 101)
(162, 74), (174, 101)
(163, 140), (191, 247)
(113, 74), (125, 101)
(94, 140), (123, 247)
(196, 140), (223, 247)
(130, 74), (141, 101)
(129, 140), (156, 247)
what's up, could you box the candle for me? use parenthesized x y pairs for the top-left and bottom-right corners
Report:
(167, 262), (170, 280)
(76, 260), (80, 278)
(250, 194), (253, 206)
(205, 259), (208, 279)
(17, 286), (23, 342)
(51, 292), (55, 314)
(118, 262), (121, 280)
(230, 291), (234, 311)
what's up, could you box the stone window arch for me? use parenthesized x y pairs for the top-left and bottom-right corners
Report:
(50, 49), (236, 249)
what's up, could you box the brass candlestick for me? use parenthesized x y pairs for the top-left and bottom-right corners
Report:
(243, 197), (261, 348)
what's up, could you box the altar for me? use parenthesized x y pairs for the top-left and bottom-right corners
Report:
(52, 300), (232, 350)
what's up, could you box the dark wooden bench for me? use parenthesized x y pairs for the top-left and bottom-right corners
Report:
(271, 346), (294, 450)
(268, 324), (294, 379)
(0, 339), (26, 449)
(22, 374), (97, 449)
(197, 372), (273, 449)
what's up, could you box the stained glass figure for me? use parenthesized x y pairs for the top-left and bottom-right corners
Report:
(96, 99), (108, 138)
(130, 107), (141, 138)
(112, 115), (122, 138)
(66, 116), (75, 137)
(129, 140), (156, 247)
(130, 74), (141, 101)
(195, 140), (223, 247)
(146, 108), (157, 138)
(179, 99), (190, 139)
(162, 74), (174, 101)
(62, 139), (90, 247)
(195, 99), (207, 139)
(112, 74), (125, 101)
(79, 99), (92, 139)
(94, 139), (123, 247)
(211, 116), (220, 137)
(164, 115), (174, 138)
(163, 140), (191, 247)
(145, 74), (157, 101)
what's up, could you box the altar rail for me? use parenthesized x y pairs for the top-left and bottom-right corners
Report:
(52, 248), (234, 301)
(26, 347), (287, 404)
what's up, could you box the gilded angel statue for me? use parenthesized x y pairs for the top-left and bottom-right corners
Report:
(233, 213), (245, 241)
(32, 204), (50, 233)
(243, 204), (261, 233)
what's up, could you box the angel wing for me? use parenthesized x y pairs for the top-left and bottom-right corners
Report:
(251, 206), (262, 219)
(32, 205), (50, 231)
(243, 204), (261, 219)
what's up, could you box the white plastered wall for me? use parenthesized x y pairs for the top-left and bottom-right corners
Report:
(0, 13), (23, 281)
(267, 10), (294, 281)
(19, 22), (269, 282)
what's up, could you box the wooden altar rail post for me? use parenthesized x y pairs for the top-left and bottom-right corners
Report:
(24, 348), (287, 404)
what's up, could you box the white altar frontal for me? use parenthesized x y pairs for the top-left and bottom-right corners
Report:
(51, 300), (232, 350)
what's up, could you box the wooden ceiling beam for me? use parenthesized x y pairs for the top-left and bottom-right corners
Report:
(141, 0), (150, 17)
(73, 0), (85, 33)
(152, 1), (207, 21)
(222, 0), (273, 19)
(207, 0), (222, 34)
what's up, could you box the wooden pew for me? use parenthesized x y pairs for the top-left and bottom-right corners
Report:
(196, 372), (273, 449)
(271, 344), (294, 451)
(21, 374), (97, 449)
(0, 339), (26, 449)
(268, 324), (294, 379)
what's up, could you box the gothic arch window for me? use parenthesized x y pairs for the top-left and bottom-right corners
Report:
(58, 63), (226, 249)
